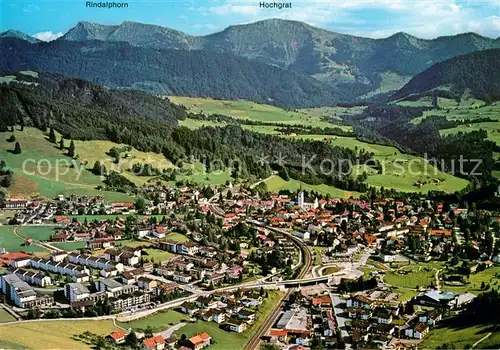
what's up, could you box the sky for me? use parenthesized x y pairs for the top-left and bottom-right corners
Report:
(1, 0), (499, 41)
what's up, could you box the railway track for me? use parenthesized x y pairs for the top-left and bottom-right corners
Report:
(244, 226), (312, 350)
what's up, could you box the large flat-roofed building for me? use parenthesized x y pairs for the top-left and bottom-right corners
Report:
(276, 310), (310, 336)
(0, 273), (53, 308)
(276, 310), (295, 329)
(95, 277), (138, 297)
(64, 283), (90, 303)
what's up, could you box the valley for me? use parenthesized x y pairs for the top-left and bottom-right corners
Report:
(175, 96), (470, 195)
(0, 11), (499, 350)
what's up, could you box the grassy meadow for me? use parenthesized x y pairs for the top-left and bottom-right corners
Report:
(0, 226), (48, 253)
(0, 319), (118, 349)
(179, 112), (468, 194)
(420, 318), (499, 350)
(0, 128), (133, 201)
(117, 310), (185, 332)
(264, 176), (360, 198)
(408, 98), (500, 145)
(170, 96), (351, 130)
(385, 264), (436, 289)
(0, 308), (16, 323)
(287, 135), (468, 193)
(0, 128), (235, 201)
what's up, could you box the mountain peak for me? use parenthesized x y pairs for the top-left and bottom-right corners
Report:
(0, 29), (40, 43)
(388, 32), (417, 40)
(60, 21), (118, 41)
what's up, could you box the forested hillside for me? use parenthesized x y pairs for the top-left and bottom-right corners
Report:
(0, 72), (186, 137)
(349, 104), (498, 182)
(0, 38), (345, 108)
(0, 71), (376, 192)
(394, 49), (500, 102)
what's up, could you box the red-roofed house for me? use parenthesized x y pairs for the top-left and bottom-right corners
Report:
(312, 296), (332, 309)
(109, 331), (126, 344)
(188, 332), (211, 350)
(143, 336), (165, 350)
(270, 328), (288, 341)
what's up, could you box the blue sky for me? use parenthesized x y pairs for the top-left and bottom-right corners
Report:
(2, 0), (499, 41)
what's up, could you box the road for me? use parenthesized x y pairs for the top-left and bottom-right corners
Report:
(249, 173), (277, 189)
(155, 322), (187, 339)
(331, 294), (349, 341)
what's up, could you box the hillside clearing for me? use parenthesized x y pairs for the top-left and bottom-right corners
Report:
(170, 96), (350, 130)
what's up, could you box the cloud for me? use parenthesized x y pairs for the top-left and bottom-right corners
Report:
(33, 31), (63, 42)
(204, 0), (499, 38)
(210, 4), (260, 16)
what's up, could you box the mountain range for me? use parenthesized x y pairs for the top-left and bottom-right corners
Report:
(1, 18), (500, 106)
(0, 37), (345, 108)
(58, 19), (499, 91)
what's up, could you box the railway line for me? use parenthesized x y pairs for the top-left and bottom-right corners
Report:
(244, 225), (312, 350)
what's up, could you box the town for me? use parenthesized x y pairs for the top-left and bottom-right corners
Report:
(0, 183), (499, 349)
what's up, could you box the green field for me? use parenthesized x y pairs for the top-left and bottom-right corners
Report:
(440, 121), (500, 145)
(165, 232), (189, 242)
(264, 176), (360, 198)
(0, 319), (118, 349)
(17, 226), (57, 241)
(0, 128), (133, 201)
(157, 98), (468, 195)
(0, 226), (47, 253)
(117, 310), (185, 332)
(74, 138), (175, 186)
(177, 167), (234, 185)
(385, 264), (436, 289)
(360, 72), (411, 98)
(174, 290), (283, 350)
(179, 118), (229, 130)
(0, 127), (235, 200)
(408, 98), (500, 145)
(322, 266), (341, 275)
(442, 266), (500, 294)
(299, 105), (365, 121)
(180, 122), (468, 194)
(420, 318), (498, 350)
(142, 248), (176, 262)
(313, 136), (468, 193)
(52, 241), (87, 251)
(0, 308), (16, 323)
(170, 96), (349, 129)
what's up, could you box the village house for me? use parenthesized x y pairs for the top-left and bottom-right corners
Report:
(404, 322), (429, 339)
(10, 268), (52, 287)
(226, 318), (247, 333)
(202, 309), (226, 324)
(188, 332), (211, 350)
(143, 335), (166, 350)
(180, 302), (200, 316)
(109, 331), (126, 344)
